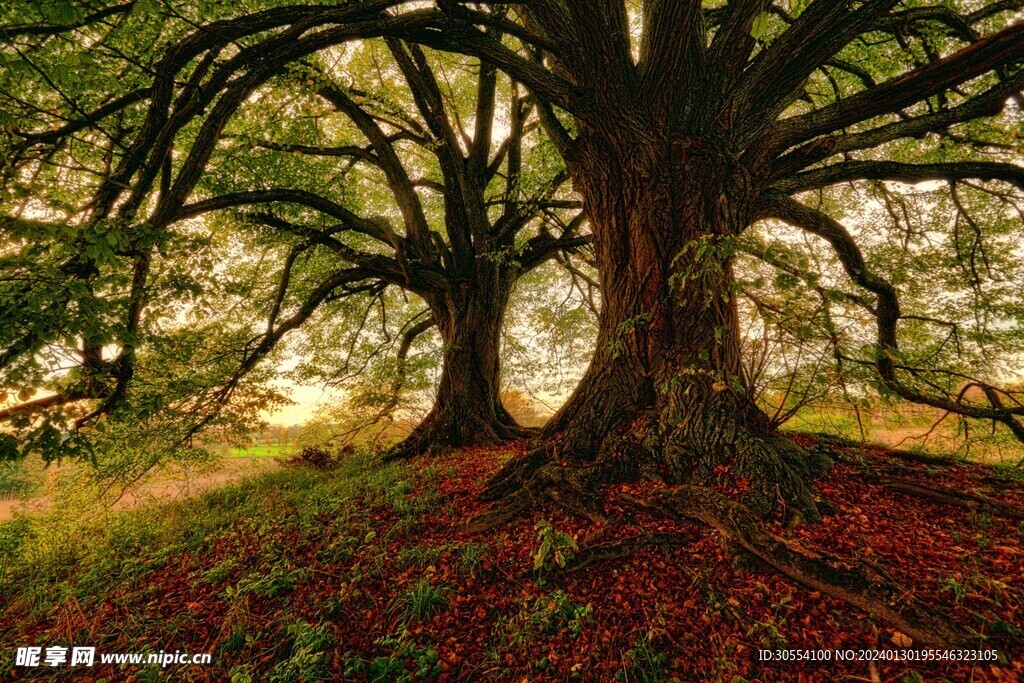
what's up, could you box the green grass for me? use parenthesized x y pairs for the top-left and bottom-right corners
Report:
(0, 449), (454, 680)
(0, 458), (42, 498)
(615, 633), (672, 683)
(0, 453), (403, 622)
(455, 542), (490, 576)
(783, 402), (1024, 464)
(393, 578), (449, 623)
(227, 444), (295, 458)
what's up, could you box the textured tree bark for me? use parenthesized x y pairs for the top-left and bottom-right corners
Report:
(477, 130), (831, 524)
(390, 265), (530, 458)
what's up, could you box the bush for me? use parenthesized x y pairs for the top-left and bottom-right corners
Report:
(285, 445), (353, 471)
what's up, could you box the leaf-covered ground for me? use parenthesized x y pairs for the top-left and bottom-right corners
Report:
(1, 436), (1022, 682)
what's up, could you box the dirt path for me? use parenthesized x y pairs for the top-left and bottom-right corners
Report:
(0, 457), (278, 523)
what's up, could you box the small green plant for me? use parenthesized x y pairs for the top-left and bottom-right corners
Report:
(397, 544), (442, 568)
(200, 557), (240, 585)
(229, 664), (257, 683)
(456, 542), (489, 576)
(386, 515), (421, 539)
(232, 566), (303, 599)
(317, 535), (357, 564)
(267, 620), (335, 683)
(343, 635), (442, 682)
(394, 578), (449, 623)
(747, 583), (793, 649)
(390, 488), (438, 518)
(491, 589), (594, 656)
(531, 590), (593, 637)
(940, 576), (968, 604)
(532, 520), (578, 579)
(221, 624), (250, 654)
(615, 633), (671, 683)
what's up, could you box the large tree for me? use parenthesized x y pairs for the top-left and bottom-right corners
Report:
(4, 0), (1024, 648)
(403, 1), (1024, 528)
(0, 4), (585, 460)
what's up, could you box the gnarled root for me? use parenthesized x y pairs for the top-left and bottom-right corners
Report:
(874, 475), (1024, 521)
(660, 428), (832, 524)
(546, 532), (690, 577)
(472, 418), (833, 531)
(384, 408), (535, 462)
(650, 485), (966, 648)
(467, 453), (606, 533)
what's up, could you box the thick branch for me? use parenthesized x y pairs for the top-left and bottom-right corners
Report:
(775, 161), (1024, 194)
(0, 2), (135, 39)
(177, 188), (398, 247)
(318, 82), (435, 254)
(773, 70), (1024, 177)
(758, 190), (1024, 441)
(768, 22), (1024, 151)
(735, 0), (900, 138)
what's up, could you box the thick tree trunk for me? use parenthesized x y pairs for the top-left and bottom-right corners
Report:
(479, 130), (831, 522)
(389, 268), (530, 458)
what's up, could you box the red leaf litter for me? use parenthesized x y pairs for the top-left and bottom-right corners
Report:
(3, 436), (1023, 682)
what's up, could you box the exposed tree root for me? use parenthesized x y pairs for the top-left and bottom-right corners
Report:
(878, 448), (963, 467)
(471, 422), (832, 530)
(544, 532), (690, 577)
(639, 486), (966, 648)
(468, 434), (965, 647)
(383, 409), (535, 462)
(467, 455), (607, 533)
(874, 475), (1024, 521)
(467, 423), (967, 646)
(477, 444), (555, 502)
(807, 432), (964, 468)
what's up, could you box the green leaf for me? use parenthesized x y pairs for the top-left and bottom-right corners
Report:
(750, 12), (771, 40)
(39, 0), (83, 25)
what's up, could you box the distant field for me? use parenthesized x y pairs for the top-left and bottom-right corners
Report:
(226, 444), (295, 459)
(782, 402), (1024, 464)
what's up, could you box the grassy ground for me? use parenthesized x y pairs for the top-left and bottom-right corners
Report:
(0, 457), (279, 524)
(0, 459), (43, 499)
(784, 403), (1023, 465)
(1, 438), (1022, 682)
(226, 444), (296, 459)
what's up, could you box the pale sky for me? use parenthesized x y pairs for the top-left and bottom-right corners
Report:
(264, 381), (341, 426)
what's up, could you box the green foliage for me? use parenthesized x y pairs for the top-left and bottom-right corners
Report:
(531, 519), (578, 578)
(530, 590), (594, 637)
(749, 12), (771, 40)
(232, 565), (303, 600)
(0, 1), (587, 481)
(455, 542), (489, 577)
(397, 544), (441, 568)
(393, 578), (449, 624)
(491, 589), (594, 657)
(268, 620), (335, 683)
(343, 635), (442, 683)
(0, 459), (39, 497)
(0, 451), (393, 611)
(615, 634), (673, 683)
(746, 582), (794, 650)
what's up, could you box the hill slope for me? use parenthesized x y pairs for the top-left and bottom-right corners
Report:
(1, 438), (1022, 682)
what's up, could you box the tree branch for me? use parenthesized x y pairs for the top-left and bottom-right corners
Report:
(775, 160), (1024, 194)
(767, 22), (1024, 152)
(757, 190), (1024, 442)
(177, 188), (398, 247)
